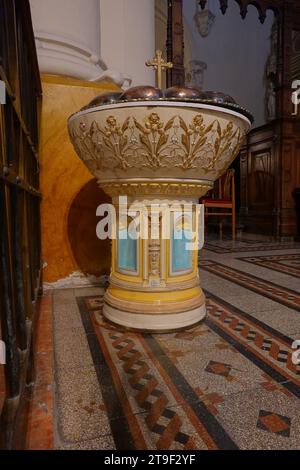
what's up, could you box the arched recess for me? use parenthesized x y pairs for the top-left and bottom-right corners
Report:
(67, 179), (111, 277)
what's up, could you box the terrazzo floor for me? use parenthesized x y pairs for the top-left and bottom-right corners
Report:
(25, 238), (300, 450)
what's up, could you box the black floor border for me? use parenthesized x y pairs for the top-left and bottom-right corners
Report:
(144, 335), (239, 450)
(76, 296), (136, 450)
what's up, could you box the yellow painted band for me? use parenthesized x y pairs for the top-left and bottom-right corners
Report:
(108, 286), (202, 303)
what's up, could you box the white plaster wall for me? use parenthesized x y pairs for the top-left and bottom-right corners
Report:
(183, 0), (274, 127)
(100, 0), (155, 87)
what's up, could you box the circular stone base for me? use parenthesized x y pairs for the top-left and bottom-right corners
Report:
(101, 302), (206, 332)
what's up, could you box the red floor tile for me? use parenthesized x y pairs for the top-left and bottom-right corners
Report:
(26, 294), (54, 450)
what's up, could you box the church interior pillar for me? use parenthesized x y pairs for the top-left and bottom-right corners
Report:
(29, 0), (107, 81)
(28, 0), (125, 286)
(99, 0), (155, 87)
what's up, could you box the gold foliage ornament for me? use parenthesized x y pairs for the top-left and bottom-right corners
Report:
(69, 112), (245, 173)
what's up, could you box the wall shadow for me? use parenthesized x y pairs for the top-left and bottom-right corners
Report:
(67, 179), (111, 277)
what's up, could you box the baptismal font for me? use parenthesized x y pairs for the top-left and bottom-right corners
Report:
(68, 51), (252, 331)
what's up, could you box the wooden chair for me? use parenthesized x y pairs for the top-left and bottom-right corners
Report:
(201, 169), (236, 241)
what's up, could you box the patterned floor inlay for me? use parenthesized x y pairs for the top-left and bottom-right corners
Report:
(201, 260), (300, 311)
(67, 291), (300, 450)
(238, 254), (300, 279)
(204, 241), (300, 254)
(78, 297), (234, 450)
(205, 293), (300, 397)
(256, 411), (291, 437)
(25, 240), (300, 450)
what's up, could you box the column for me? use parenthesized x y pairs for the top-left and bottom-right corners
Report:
(99, 0), (155, 87)
(29, 0), (125, 85)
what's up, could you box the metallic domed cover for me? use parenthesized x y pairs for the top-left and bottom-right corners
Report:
(120, 86), (163, 101)
(164, 86), (202, 99)
(203, 91), (236, 104)
(81, 92), (123, 110)
(76, 86), (253, 124)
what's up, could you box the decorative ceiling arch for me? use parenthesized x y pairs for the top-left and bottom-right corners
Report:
(198, 0), (283, 24)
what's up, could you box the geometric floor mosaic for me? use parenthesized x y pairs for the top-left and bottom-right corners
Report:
(204, 240), (300, 254)
(201, 260), (300, 311)
(238, 254), (300, 279)
(69, 292), (300, 450)
(26, 239), (300, 449)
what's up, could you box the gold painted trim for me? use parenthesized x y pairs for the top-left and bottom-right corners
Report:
(99, 181), (211, 198)
(109, 275), (199, 292)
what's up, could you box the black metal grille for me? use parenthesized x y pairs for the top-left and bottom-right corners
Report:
(0, 0), (42, 450)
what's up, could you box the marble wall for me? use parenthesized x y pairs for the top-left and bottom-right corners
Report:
(28, 0), (157, 287)
(40, 75), (119, 286)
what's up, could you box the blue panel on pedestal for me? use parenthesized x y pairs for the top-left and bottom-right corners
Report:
(118, 228), (137, 272)
(172, 229), (193, 272)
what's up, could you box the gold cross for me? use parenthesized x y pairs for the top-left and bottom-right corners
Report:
(145, 50), (173, 88)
